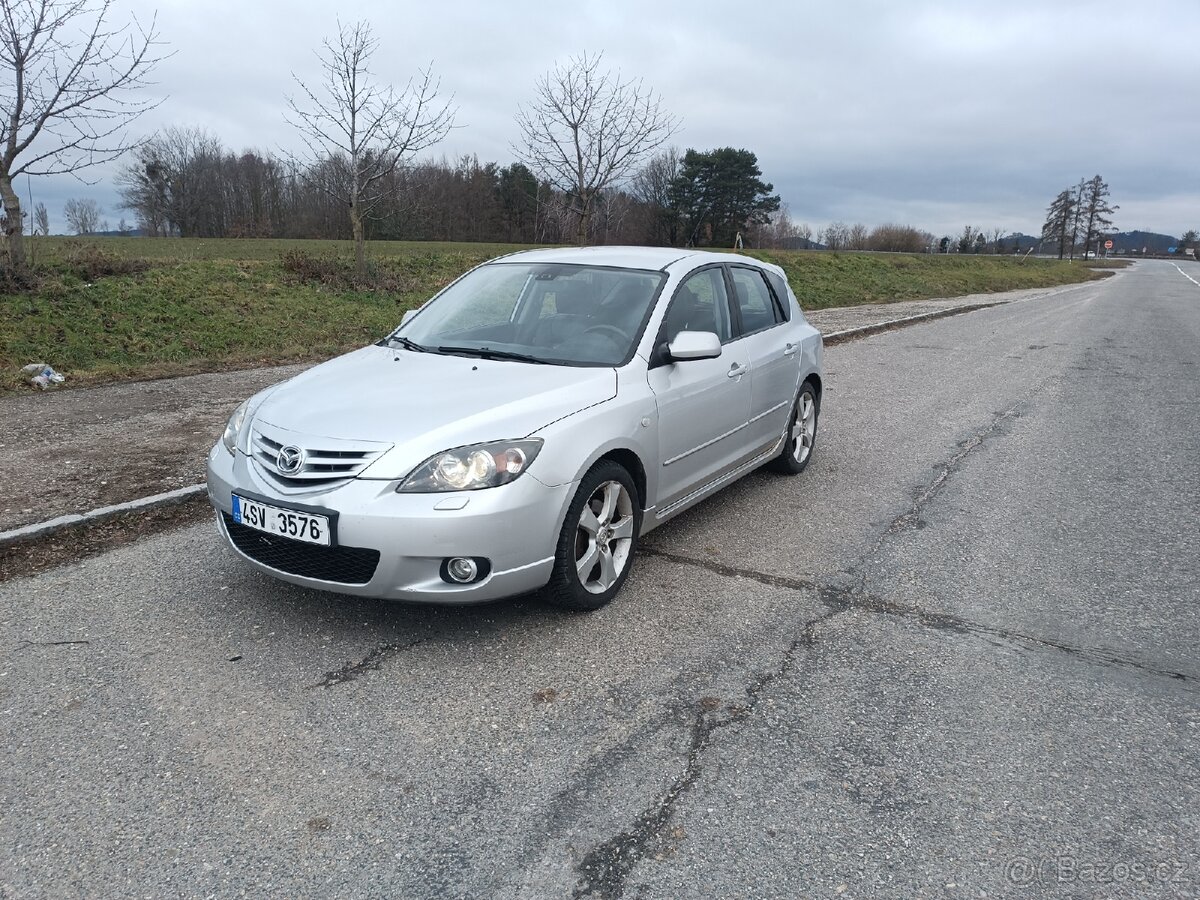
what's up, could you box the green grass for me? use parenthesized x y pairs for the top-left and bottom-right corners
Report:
(2, 237), (1118, 389)
(743, 249), (1119, 310)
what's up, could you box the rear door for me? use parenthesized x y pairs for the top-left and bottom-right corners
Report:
(727, 264), (801, 452)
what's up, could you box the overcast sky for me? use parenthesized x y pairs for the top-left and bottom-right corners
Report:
(27, 0), (1200, 238)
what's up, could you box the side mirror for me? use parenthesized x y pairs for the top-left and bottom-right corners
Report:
(401, 309), (418, 325)
(666, 330), (722, 361)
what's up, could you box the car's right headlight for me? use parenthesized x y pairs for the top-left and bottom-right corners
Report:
(397, 439), (543, 492)
(221, 399), (251, 456)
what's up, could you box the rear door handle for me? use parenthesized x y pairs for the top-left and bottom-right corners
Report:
(727, 362), (747, 378)
(783, 342), (798, 357)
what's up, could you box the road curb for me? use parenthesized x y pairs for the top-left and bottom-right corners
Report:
(0, 484), (207, 548)
(822, 301), (1001, 345)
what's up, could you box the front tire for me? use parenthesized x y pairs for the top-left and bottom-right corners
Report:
(545, 461), (641, 611)
(769, 380), (819, 474)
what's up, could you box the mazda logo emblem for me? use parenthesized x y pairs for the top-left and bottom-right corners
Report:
(276, 445), (305, 475)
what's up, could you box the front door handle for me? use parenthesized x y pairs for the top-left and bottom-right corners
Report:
(727, 362), (747, 378)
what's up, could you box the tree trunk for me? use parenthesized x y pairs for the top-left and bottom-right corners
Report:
(575, 197), (590, 247)
(0, 174), (26, 272)
(350, 200), (365, 274)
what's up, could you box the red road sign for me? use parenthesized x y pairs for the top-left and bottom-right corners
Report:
(1104, 240), (1114, 249)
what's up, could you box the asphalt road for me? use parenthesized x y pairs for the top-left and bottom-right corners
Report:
(2, 260), (1197, 899)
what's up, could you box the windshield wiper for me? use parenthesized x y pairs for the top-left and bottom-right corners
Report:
(436, 345), (547, 364)
(381, 335), (427, 352)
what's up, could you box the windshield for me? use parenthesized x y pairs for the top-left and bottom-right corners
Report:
(395, 262), (666, 366)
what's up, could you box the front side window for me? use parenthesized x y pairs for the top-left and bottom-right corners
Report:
(397, 263), (665, 366)
(729, 267), (782, 335)
(662, 268), (733, 343)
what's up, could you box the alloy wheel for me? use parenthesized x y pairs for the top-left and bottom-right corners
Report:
(574, 480), (635, 594)
(791, 391), (817, 464)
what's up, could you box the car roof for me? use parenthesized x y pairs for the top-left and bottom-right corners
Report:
(493, 245), (778, 275)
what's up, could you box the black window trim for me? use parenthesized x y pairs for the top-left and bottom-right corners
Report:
(762, 269), (792, 323)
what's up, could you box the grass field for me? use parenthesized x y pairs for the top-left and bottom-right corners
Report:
(2, 237), (1119, 389)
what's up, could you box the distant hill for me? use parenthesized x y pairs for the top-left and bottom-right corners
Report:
(1002, 230), (1191, 256)
(92, 228), (144, 238)
(1109, 231), (1178, 254)
(1001, 232), (1040, 252)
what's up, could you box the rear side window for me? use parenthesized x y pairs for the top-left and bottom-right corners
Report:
(729, 267), (783, 335)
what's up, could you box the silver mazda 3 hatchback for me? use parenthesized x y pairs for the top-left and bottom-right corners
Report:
(207, 246), (824, 610)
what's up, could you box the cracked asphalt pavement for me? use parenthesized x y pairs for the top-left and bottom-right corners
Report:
(2, 261), (1197, 898)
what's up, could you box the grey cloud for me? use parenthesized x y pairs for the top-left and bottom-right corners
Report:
(30, 0), (1199, 236)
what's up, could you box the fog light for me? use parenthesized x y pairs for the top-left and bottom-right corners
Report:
(446, 557), (479, 583)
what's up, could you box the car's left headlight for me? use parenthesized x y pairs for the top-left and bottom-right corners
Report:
(397, 439), (543, 493)
(221, 399), (251, 456)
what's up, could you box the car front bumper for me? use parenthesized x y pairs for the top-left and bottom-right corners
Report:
(205, 443), (572, 603)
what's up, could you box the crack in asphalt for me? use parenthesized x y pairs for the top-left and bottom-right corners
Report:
(309, 639), (426, 689)
(570, 608), (843, 900)
(645, 550), (1194, 685)
(571, 391), (1191, 897)
(639, 546), (818, 593)
(818, 579), (1193, 683)
(871, 398), (1023, 553)
(12, 638), (91, 651)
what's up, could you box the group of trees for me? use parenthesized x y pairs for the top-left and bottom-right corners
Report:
(113, 132), (785, 250)
(0, 2), (790, 272)
(820, 221), (935, 253)
(1041, 176), (1117, 259)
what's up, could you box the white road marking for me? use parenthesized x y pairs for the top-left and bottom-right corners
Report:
(1173, 263), (1200, 287)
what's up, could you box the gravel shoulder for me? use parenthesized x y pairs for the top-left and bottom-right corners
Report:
(0, 279), (1104, 536)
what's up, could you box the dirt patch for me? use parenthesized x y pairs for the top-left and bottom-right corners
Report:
(0, 363), (309, 532)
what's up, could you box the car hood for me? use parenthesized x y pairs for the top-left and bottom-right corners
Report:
(252, 345), (616, 480)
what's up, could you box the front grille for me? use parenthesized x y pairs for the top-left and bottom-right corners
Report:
(251, 425), (389, 489)
(222, 513), (380, 585)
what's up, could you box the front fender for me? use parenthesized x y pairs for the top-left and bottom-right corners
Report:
(527, 366), (660, 536)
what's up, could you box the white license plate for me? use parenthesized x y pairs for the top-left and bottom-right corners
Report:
(232, 494), (331, 546)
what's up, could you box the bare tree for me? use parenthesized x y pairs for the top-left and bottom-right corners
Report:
(1042, 190), (1076, 260)
(285, 20), (455, 272)
(847, 222), (869, 251)
(63, 197), (101, 233)
(515, 52), (678, 245)
(1067, 178), (1086, 259)
(0, 0), (164, 270)
(1078, 175), (1117, 258)
(630, 145), (680, 245)
(823, 221), (849, 251)
(118, 125), (225, 236)
(867, 223), (928, 253)
(33, 200), (48, 235)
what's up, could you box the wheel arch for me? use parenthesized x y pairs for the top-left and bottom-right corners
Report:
(596, 447), (648, 511)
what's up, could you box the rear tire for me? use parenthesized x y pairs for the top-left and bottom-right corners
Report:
(769, 380), (819, 474)
(545, 461), (641, 611)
